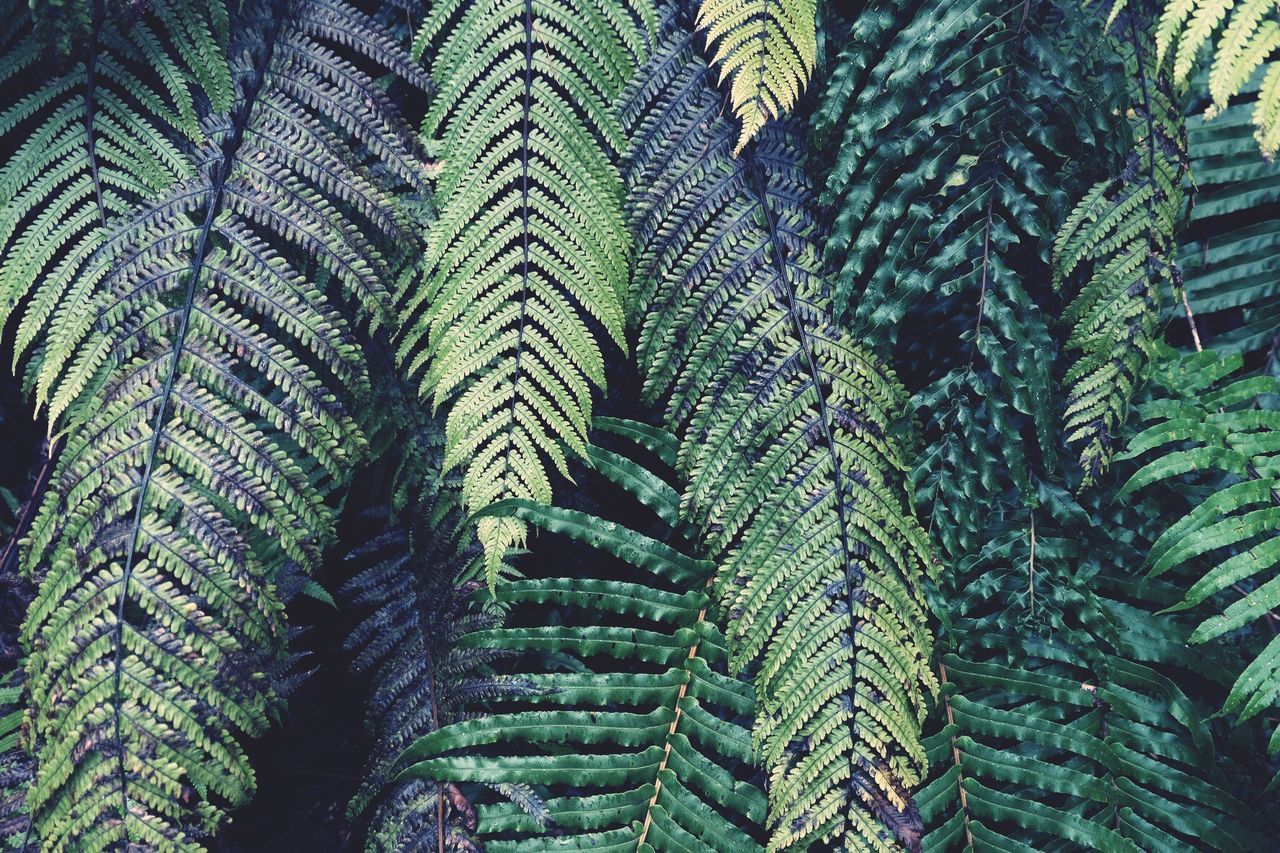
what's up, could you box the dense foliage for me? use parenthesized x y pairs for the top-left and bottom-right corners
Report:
(0, 0), (1277, 850)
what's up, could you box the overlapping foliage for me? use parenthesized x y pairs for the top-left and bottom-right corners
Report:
(1054, 14), (1189, 483)
(8, 0), (427, 845)
(1155, 0), (1280, 155)
(0, 0), (1278, 848)
(397, 0), (656, 577)
(395, 424), (768, 851)
(1120, 350), (1280, 768)
(623, 20), (936, 850)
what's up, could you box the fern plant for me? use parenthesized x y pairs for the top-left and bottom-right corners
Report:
(393, 422), (768, 851)
(396, 0), (656, 577)
(623, 19), (936, 849)
(921, 649), (1258, 849)
(916, 467), (1262, 848)
(1053, 9), (1189, 484)
(1118, 349), (1280, 771)
(813, 0), (1124, 567)
(694, 0), (815, 153)
(13, 1), (430, 846)
(0, 0), (230, 389)
(344, 515), (532, 851)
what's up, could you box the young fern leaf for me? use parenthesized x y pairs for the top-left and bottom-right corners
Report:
(0, 0), (230, 386)
(17, 2), (428, 846)
(694, 0), (815, 154)
(1053, 15), (1189, 485)
(393, 424), (768, 851)
(1119, 350), (1280, 770)
(397, 0), (656, 579)
(1151, 0), (1280, 155)
(623, 24), (936, 850)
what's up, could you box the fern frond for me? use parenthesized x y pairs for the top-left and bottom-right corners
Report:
(694, 0), (815, 153)
(1155, 0), (1280, 155)
(344, 512), (529, 851)
(921, 650), (1258, 849)
(394, 424), (768, 851)
(917, 473), (1262, 848)
(623, 24), (936, 850)
(0, 0), (232, 386)
(398, 0), (656, 578)
(1053, 14), (1189, 484)
(1118, 349), (1280, 770)
(17, 2), (427, 846)
(813, 0), (1122, 562)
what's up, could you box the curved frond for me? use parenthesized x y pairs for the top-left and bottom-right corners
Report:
(623, 24), (936, 850)
(393, 423), (768, 851)
(694, 0), (815, 153)
(17, 1), (427, 846)
(398, 0), (656, 577)
(918, 474), (1263, 849)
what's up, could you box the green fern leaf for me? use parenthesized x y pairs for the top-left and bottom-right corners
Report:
(0, 0), (231, 388)
(398, 0), (656, 579)
(1054, 15), (1189, 484)
(623, 23), (936, 850)
(1119, 349), (1280, 759)
(694, 0), (815, 153)
(16, 2), (428, 846)
(393, 424), (768, 851)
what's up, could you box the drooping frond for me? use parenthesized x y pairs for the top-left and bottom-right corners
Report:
(17, 1), (428, 846)
(394, 423), (768, 851)
(622, 24), (936, 850)
(1118, 349), (1280, 772)
(0, 0), (231, 386)
(1053, 12), (1189, 484)
(1153, 0), (1280, 155)
(694, 0), (814, 153)
(397, 0), (656, 577)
